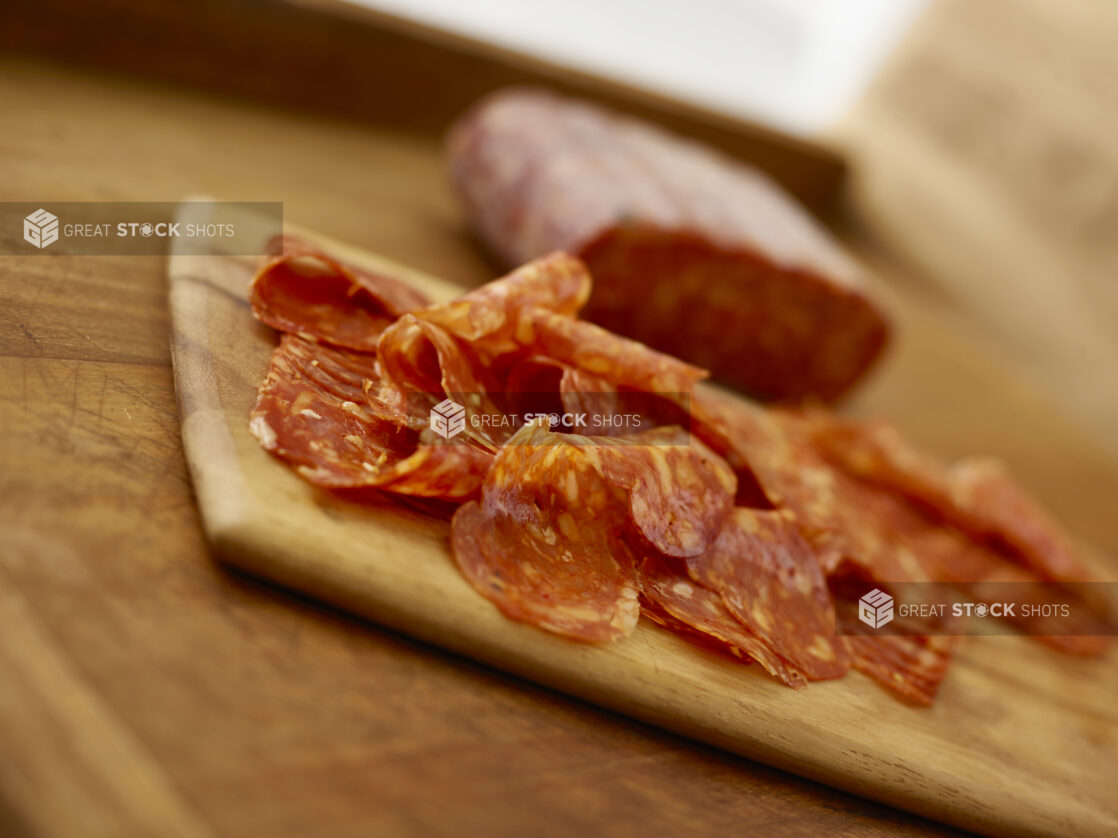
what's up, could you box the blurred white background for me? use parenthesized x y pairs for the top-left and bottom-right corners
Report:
(354, 0), (927, 135)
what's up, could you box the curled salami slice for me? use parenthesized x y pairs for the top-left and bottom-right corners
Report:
(638, 554), (806, 687)
(507, 357), (695, 440)
(250, 335), (490, 499)
(572, 427), (736, 558)
(520, 306), (708, 394)
(414, 251), (592, 349)
(377, 315), (499, 398)
(451, 421), (641, 642)
(808, 414), (953, 508)
(250, 238), (430, 350)
(691, 397), (974, 582)
(690, 391), (841, 542)
(845, 634), (956, 707)
(377, 314), (508, 448)
(686, 508), (850, 681)
(507, 355), (619, 417)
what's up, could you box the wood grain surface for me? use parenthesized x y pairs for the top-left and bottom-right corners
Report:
(0, 0), (846, 213)
(170, 221), (1118, 838)
(0, 59), (974, 838)
(3, 0), (1118, 832)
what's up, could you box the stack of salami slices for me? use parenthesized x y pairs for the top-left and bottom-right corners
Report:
(249, 240), (1110, 706)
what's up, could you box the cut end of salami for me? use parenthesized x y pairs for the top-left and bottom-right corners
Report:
(447, 87), (890, 402)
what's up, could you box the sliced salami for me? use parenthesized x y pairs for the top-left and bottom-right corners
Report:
(414, 251), (592, 350)
(845, 634), (956, 707)
(520, 306), (707, 394)
(250, 238), (430, 350)
(639, 553), (807, 687)
(686, 508), (851, 682)
(451, 421), (641, 642)
(949, 458), (1099, 585)
(245, 237), (1107, 703)
(572, 427), (736, 558)
(377, 314), (509, 448)
(808, 413), (1101, 586)
(250, 335), (491, 499)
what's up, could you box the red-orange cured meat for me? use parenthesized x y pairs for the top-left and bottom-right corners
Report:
(807, 414), (952, 507)
(826, 477), (1112, 656)
(246, 240), (1107, 703)
(377, 314), (512, 449)
(520, 307), (707, 394)
(451, 422), (641, 642)
(506, 355), (624, 434)
(845, 634), (957, 707)
(809, 414), (1101, 586)
(639, 554), (805, 687)
(571, 427), (736, 558)
(949, 458), (1099, 585)
(250, 335), (491, 499)
(447, 88), (890, 401)
(413, 251), (591, 351)
(250, 238), (430, 350)
(691, 397), (986, 581)
(686, 508), (851, 682)
(507, 357), (696, 440)
(697, 397), (1113, 660)
(690, 391), (844, 548)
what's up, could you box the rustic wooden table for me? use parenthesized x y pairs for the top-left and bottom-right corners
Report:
(0, 59), (970, 837)
(2, 0), (1116, 831)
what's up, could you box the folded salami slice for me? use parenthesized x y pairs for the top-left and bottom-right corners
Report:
(639, 554), (807, 687)
(689, 391), (846, 552)
(570, 427), (736, 559)
(451, 421), (641, 642)
(519, 307), (708, 395)
(250, 335), (491, 499)
(376, 254), (701, 448)
(412, 251), (591, 350)
(506, 355), (621, 421)
(447, 88), (889, 401)
(691, 394), (1014, 583)
(845, 634), (957, 707)
(377, 313), (510, 449)
(250, 238), (430, 350)
(686, 508), (851, 682)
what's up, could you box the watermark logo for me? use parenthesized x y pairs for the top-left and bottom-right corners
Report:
(23, 208), (59, 249)
(858, 588), (894, 629)
(4, 202), (283, 255)
(430, 398), (466, 440)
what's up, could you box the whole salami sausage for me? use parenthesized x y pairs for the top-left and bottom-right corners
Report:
(447, 88), (890, 402)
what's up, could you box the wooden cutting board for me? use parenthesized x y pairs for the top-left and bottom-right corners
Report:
(169, 211), (1118, 838)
